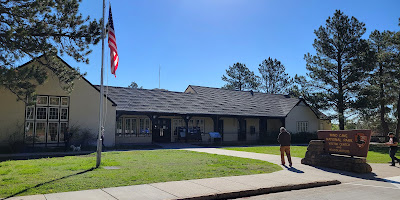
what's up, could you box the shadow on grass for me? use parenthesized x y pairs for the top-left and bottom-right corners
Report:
(4, 167), (96, 199)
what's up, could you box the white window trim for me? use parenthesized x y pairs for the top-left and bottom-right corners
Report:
(297, 121), (309, 132)
(47, 122), (59, 143)
(61, 97), (69, 107)
(49, 96), (60, 106)
(48, 107), (60, 121)
(35, 122), (47, 142)
(35, 107), (47, 121)
(36, 96), (48, 106)
(26, 106), (35, 120)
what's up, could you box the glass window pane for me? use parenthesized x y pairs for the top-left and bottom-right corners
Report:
(25, 122), (34, 143)
(132, 119), (137, 134)
(61, 97), (69, 106)
(116, 118), (123, 134)
(35, 122), (46, 143)
(61, 108), (68, 120)
(48, 122), (59, 142)
(49, 97), (60, 106)
(125, 119), (131, 134)
(36, 107), (47, 120)
(49, 107), (59, 120)
(37, 96), (48, 106)
(26, 106), (35, 120)
(60, 123), (68, 142)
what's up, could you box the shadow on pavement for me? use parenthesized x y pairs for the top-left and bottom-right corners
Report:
(283, 165), (305, 173)
(4, 167), (95, 199)
(312, 165), (400, 185)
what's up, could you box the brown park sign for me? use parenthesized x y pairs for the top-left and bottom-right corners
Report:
(317, 130), (372, 157)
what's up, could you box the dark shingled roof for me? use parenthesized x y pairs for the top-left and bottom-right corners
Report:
(99, 85), (327, 118)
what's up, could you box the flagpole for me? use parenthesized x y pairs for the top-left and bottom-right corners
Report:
(96, 0), (106, 168)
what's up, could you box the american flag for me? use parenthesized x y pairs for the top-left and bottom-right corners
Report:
(108, 4), (119, 77)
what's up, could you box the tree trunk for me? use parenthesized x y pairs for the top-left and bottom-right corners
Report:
(338, 56), (345, 130)
(379, 62), (390, 135)
(396, 92), (400, 138)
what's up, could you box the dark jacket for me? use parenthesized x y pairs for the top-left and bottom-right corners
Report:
(389, 137), (399, 150)
(278, 131), (291, 146)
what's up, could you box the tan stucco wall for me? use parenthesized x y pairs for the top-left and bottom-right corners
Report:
(246, 118), (259, 141)
(0, 60), (116, 147)
(220, 117), (238, 142)
(285, 102), (319, 134)
(0, 88), (26, 146)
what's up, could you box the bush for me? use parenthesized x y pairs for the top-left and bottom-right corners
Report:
(68, 126), (96, 148)
(7, 122), (25, 153)
(291, 132), (318, 144)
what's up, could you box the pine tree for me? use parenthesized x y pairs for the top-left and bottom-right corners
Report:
(221, 62), (260, 91)
(0, 0), (102, 102)
(258, 57), (293, 94)
(301, 10), (374, 130)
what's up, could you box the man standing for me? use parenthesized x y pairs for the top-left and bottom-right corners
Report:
(386, 132), (400, 166)
(278, 127), (292, 167)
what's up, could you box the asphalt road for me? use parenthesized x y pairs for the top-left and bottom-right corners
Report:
(234, 176), (400, 200)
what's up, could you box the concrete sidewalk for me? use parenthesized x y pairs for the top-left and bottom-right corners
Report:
(6, 147), (400, 200)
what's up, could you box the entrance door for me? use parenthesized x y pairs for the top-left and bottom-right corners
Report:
(153, 118), (171, 143)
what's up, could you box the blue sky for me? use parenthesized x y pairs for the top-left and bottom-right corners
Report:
(63, 0), (400, 92)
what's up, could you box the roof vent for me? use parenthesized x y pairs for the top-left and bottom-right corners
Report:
(250, 90), (254, 96)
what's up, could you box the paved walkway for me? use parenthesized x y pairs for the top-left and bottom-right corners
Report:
(5, 147), (400, 200)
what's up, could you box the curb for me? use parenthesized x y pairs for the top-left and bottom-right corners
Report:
(178, 180), (341, 200)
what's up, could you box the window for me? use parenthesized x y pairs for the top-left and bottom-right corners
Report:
(60, 108), (68, 121)
(26, 106), (35, 120)
(37, 96), (48, 106)
(139, 118), (151, 134)
(48, 122), (59, 142)
(25, 95), (69, 144)
(173, 119), (185, 136)
(297, 121), (309, 132)
(124, 118), (137, 136)
(48, 107), (59, 120)
(61, 97), (69, 106)
(35, 122), (46, 143)
(60, 122), (68, 141)
(36, 107), (47, 120)
(49, 97), (60, 106)
(25, 122), (34, 142)
(116, 118), (123, 135)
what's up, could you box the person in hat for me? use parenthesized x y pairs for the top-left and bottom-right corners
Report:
(277, 127), (292, 167)
(385, 132), (400, 166)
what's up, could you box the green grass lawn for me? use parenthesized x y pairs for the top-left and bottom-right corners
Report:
(0, 150), (281, 198)
(224, 145), (400, 163)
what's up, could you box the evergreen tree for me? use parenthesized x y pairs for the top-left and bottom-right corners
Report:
(355, 30), (395, 135)
(301, 10), (374, 130)
(221, 62), (260, 91)
(0, 0), (101, 102)
(391, 18), (400, 137)
(128, 81), (143, 89)
(258, 57), (293, 94)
